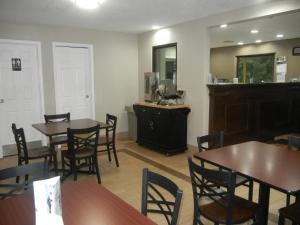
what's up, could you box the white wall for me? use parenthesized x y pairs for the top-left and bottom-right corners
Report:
(138, 0), (300, 146)
(0, 22), (139, 133)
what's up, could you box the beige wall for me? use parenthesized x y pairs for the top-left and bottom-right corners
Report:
(138, 0), (300, 146)
(210, 38), (300, 81)
(0, 22), (138, 132)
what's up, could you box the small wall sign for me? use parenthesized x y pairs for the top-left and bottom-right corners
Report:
(12, 58), (21, 71)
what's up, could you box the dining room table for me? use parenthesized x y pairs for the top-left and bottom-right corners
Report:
(32, 118), (112, 175)
(32, 118), (111, 137)
(193, 141), (300, 225)
(0, 179), (157, 225)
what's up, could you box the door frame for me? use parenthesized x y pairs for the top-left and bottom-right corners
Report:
(52, 42), (95, 119)
(0, 39), (45, 158)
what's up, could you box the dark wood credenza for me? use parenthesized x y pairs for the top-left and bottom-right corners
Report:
(133, 103), (190, 154)
(208, 83), (300, 145)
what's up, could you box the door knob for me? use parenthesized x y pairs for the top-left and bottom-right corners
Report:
(85, 95), (89, 99)
(0, 99), (4, 103)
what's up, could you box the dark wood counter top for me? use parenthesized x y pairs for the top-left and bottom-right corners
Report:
(207, 82), (300, 90)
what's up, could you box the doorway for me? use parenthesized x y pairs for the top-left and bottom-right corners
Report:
(52, 42), (95, 120)
(0, 39), (45, 158)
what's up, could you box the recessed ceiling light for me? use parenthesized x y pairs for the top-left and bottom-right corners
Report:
(71, 0), (104, 10)
(255, 40), (262, 43)
(276, 34), (284, 38)
(152, 25), (161, 30)
(220, 24), (228, 28)
(251, 29), (259, 34)
(237, 42), (244, 45)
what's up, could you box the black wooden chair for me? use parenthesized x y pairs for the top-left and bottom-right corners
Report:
(98, 114), (119, 167)
(188, 157), (258, 225)
(197, 132), (254, 201)
(0, 161), (49, 200)
(11, 123), (56, 178)
(285, 135), (300, 206)
(44, 113), (70, 147)
(62, 125), (101, 183)
(278, 201), (300, 225)
(44, 113), (70, 175)
(141, 168), (183, 225)
(197, 132), (224, 153)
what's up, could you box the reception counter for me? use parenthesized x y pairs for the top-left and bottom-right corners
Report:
(133, 102), (190, 154)
(207, 82), (300, 145)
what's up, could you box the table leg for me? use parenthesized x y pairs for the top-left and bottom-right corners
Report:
(257, 183), (270, 225)
(50, 143), (58, 176)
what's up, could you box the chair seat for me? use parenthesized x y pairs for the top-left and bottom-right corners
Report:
(63, 148), (95, 159)
(98, 136), (112, 146)
(21, 146), (52, 159)
(50, 135), (68, 145)
(279, 203), (300, 223)
(200, 195), (258, 224)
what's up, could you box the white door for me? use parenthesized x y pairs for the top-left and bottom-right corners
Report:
(53, 44), (94, 120)
(0, 40), (44, 157)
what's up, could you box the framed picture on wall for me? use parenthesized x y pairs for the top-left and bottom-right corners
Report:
(292, 47), (300, 56)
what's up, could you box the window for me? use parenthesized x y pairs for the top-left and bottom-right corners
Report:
(236, 54), (275, 83)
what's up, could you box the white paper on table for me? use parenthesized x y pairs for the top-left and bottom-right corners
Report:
(33, 176), (64, 225)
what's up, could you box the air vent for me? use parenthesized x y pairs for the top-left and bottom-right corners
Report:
(223, 40), (234, 43)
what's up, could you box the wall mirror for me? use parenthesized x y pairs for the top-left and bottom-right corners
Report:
(153, 43), (177, 95)
(209, 11), (300, 84)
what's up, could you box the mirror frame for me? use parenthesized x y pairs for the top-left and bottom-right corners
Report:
(152, 43), (177, 93)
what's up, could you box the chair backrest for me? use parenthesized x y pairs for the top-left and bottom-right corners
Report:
(187, 157), (236, 225)
(106, 114), (117, 140)
(197, 131), (224, 152)
(141, 168), (183, 225)
(67, 125), (100, 156)
(11, 123), (29, 161)
(288, 135), (300, 151)
(0, 161), (49, 200)
(44, 112), (70, 124)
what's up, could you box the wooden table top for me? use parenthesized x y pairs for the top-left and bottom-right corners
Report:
(32, 118), (110, 137)
(0, 180), (156, 225)
(194, 141), (300, 193)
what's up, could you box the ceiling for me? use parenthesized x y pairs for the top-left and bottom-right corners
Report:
(0, 0), (275, 33)
(210, 10), (300, 48)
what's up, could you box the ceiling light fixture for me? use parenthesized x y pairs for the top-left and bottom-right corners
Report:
(220, 24), (228, 28)
(70, 0), (104, 10)
(237, 42), (244, 45)
(255, 39), (262, 43)
(152, 25), (161, 30)
(276, 34), (284, 38)
(251, 29), (259, 34)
